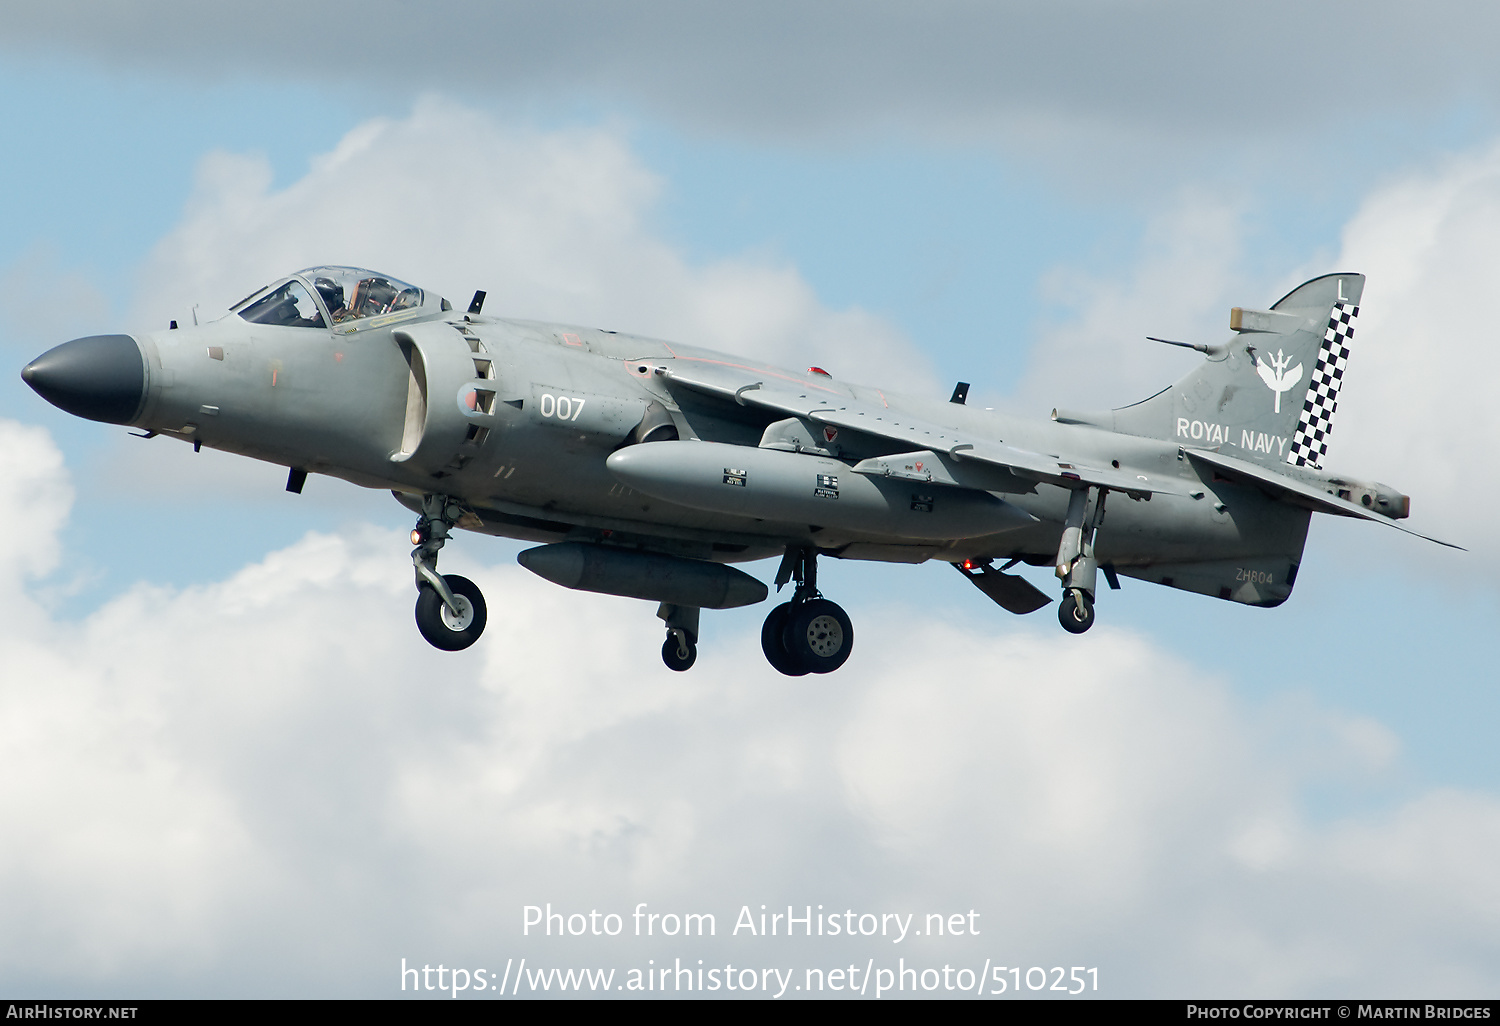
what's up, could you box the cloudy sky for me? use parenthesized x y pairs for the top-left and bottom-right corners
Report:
(3, 2), (1500, 999)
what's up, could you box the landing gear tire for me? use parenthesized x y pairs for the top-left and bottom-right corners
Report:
(1058, 589), (1095, 635)
(782, 598), (854, 674)
(761, 602), (810, 677)
(662, 632), (697, 672)
(415, 574), (488, 651)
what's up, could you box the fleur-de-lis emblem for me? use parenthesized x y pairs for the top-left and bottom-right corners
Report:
(1255, 348), (1304, 413)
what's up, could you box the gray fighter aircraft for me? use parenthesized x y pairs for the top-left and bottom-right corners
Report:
(20, 267), (1450, 674)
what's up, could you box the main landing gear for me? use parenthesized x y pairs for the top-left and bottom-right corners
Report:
(411, 494), (487, 651)
(1054, 486), (1106, 635)
(761, 547), (854, 676)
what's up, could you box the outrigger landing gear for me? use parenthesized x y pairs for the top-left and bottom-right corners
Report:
(761, 547), (854, 676)
(411, 494), (487, 651)
(1058, 589), (1095, 633)
(1055, 486), (1106, 635)
(658, 603), (699, 672)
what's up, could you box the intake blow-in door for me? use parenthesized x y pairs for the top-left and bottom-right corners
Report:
(390, 322), (498, 478)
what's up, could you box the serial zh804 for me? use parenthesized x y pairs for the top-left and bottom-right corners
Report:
(21, 268), (1451, 673)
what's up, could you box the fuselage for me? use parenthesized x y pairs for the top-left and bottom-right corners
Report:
(22, 267), (1432, 667)
(85, 278), (1305, 608)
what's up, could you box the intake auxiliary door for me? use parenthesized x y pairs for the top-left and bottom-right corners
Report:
(390, 321), (499, 478)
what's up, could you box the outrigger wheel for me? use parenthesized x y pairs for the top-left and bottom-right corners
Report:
(1054, 485), (1104, 636)
(1058, 588), (1095, 634)
(658, 603), (700, 672)
(662, 630), (698, 672)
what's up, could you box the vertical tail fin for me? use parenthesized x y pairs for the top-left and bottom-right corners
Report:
(1107, 273), (1364, 469)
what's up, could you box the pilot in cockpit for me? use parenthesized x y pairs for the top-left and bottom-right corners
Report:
(236, 280), (326, 328)
(234, 267), (425, 328)
(313, 277), (349, 323)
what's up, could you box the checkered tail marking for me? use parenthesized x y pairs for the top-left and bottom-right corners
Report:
(1285, 302), (1357, 469)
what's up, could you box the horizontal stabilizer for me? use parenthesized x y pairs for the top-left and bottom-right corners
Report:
(1185, 449), (1462, 550)
(954, 561), (1052, 614)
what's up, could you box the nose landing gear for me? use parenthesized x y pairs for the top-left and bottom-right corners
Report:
(761, 547), (853, 676)
(416, 574), (488, 650)
(411, 494), (488, 651)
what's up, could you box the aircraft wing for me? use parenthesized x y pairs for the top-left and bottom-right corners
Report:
(1185, 448), (1463, 549)
(659, 368), (1189, 498)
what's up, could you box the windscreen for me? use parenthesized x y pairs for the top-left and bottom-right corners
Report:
(234, 280), (326, 328)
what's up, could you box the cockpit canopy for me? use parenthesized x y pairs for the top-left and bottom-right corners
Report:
(232, 267), (432, 330)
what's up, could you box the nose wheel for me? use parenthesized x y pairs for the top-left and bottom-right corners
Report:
(761, 548), (854, 675)
(416, 574), (488, 650)
(410, 494), (488, 652)
(662, 630), (698, 671)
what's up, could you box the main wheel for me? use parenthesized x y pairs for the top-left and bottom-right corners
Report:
(782, 598), (854, 674)
(662, 632), (697, 672)
(761, 602), (810, 676)
(1058, 589), (1095, 634)
(415, 574), (488, 651)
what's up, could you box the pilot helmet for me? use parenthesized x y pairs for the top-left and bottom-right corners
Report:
(313, 277), (345, 313)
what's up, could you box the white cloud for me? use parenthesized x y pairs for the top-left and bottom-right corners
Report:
(1009, 193), (1263, 415)
(1329, 143), (1500, 560)
(132, 99), (931, 393)
(0, 420), (72, 587)
(4, 418), (1500, 996)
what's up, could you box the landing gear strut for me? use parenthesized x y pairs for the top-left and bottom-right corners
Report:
(658, 602), (699, 672)
(1055, 486), (1105, 635)
(411, 494), (487, 651)
(761, 547), (854, 676)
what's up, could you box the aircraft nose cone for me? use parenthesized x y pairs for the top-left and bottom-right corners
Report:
(21, 334), (147, 424)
